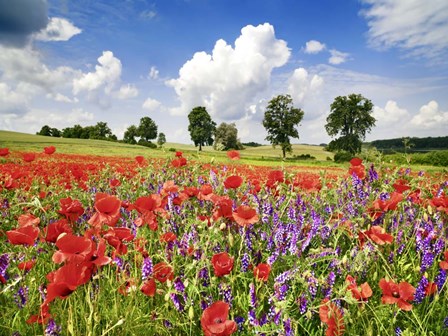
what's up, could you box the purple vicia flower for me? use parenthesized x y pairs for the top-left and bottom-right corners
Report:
(414, 276), (429, 304)
(45, 319), (62, 336)
(420, 252), (434, 273)
(249, 282), (257, 307)
(170, 293), (184, 312)
(14, 286), (28, 309)
(141, 257), (153, 280)
(298, 294), (308, 314)
(284, 318), (293, 336)
(435, 269), (446, 292)
(241, 253), (250, 272)
(0, 253), (9, 281)
(248, 309), (258, 326)
(322, 272), (336, 298)
(219, 282), (233, 307)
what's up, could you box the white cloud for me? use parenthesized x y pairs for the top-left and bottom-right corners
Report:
(372, 100), (409, 123)
(141, 10), (157, 20)
(288, 68), (324, 105)
(117, 84), (139, 99)
(73, 51), (122, 95)
(142, 97), (161, 112)
(328, 49), (350, 65)
(304, 40), (326, 54)
(411, 100), (448, 128)
(34, 17), (82, 42)
(0, 83), (29, 114)
(149, 66), (159, 79)
(361, 0), (448, 59)
(166, 23), (290, 120)
(46, 92), (78, 103)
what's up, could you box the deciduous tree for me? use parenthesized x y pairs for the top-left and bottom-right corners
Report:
(188, 106), (216, 151)
(138, 117), (158, 142)
(213, 123), (242, 150)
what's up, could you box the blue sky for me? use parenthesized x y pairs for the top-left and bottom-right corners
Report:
(1, 0), (447, 145)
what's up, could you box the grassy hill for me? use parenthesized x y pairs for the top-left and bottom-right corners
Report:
(0, 130), (334, 165)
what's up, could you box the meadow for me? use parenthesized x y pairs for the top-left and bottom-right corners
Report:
(0, 133), (447, 336)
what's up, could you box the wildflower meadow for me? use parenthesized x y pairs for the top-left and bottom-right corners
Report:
(0, 147), (447, 335)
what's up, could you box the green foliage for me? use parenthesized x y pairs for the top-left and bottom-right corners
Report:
(187, 106), (216, 151)
(168, 148), (176, 152)
(370, 136), (448, 152)
(385, 150), (448, 167)
(325, 94), (375, 154)
(242, 142), (262, 147)
(61, 122), (116, 141)
(138, 139), (157, 148)
(213, 122), (243, 150)
(262, 94), (304, 158)
(37, 125), (61, 137)
(157, 132), (166, 147)
(123, 125), (138, 144)
(333, 151), (353, 163)
(137, 117), (158, 141)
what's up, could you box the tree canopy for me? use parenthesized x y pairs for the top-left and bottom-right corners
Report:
(123, 125), (138, 144)
(262, 94), (304, 158)
(138, 117), (158, 141)
(187, 106), (216, 151)
(213, 122), (242, 150)
(157, 132), (166, 147)
(325, 93), (376, 154)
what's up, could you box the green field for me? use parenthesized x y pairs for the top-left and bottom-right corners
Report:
(0, 130), (335, 166)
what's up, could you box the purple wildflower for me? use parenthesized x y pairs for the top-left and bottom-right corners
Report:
(14, 286), (28, 309)
(241, 253), (250, 272)
(284, 318), (293, 336)
(414, 276), (429, 304)
(141, 257), (153, 280)
(45, 319), (62, 336)
(435, 269), (446, 292)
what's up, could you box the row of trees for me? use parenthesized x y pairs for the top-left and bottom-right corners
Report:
(38, 122), (117, 141)
(187, 93), (376, 158)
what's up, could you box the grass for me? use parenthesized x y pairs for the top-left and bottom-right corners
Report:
(0, 130), (336, 167)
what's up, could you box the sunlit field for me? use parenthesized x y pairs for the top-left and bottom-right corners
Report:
(1, 143), (447, 335)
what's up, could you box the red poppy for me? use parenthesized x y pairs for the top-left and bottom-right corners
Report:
(198, 184), (214, 201)
(52, 233), (94, 264)
(439, 250), (448, 270)
(135, 156), (145, 165)
(0, 148), (9, 156)
(160, 232), (177, 243)
(392, 179), (410, 194)
(140, 278), (157, 297)
(212, 196), (234, 220)
(175, 151), (183, 157)
(425, 282), (438, 297)
(17, 213), (40, 228)
(359, 226), (394, 246)
(253, 263), (271, 282)
(22, 153), (36, 162)
(224, 175), (243, 189)
(430, 195), (448, 214)
(27, 303), (52, 324)
(6, 225), (40, 246)
(346, 275), (372, 301)
(43, 146), (56, 155)
(267, 170), (284, 184)
(172, 157), (187, 167)
(226, 150), (240, 160)
(132, 194), (163, 230)
(319, 298), (345, 336)
(153, 262), (174, 283)
(91, 238), (112, 267)
(379, 278), (415, 311)
(18, 260), (36, 272)
(232, 205), (259, 226)
(109, 178), (121, 188)
(211, 252), (234, 277)
(349, 157), (363, 166)
(45, 219), (73, 243)
(58, 197), (84, 223)
(201, 301), (237, 336)
(88, 193), (121, 228)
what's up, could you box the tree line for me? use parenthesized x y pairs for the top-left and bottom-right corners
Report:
(38, 92), (379, 158)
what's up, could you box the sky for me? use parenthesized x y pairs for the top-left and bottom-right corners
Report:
(0, 0), (447, 145)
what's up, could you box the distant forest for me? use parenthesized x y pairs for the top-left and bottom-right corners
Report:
(368, 136), (448, 152)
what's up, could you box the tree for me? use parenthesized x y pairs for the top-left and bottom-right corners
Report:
(123, 125), (138, 144)
(188, 106), (216, 151)
(37, 125), (52, 136)
(325, 94), (376, 155)
(91, 122), (113, 139)
(213, 122), (242, 150)
(51, 128), (61, 137)
(157, 132), (166, 147)
(262, 94), (304, 158)
(138, 117), (158, 141)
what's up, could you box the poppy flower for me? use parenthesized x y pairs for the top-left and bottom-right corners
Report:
(175, 151), (183, 157)
(135, 156), (145, 165)
(45, 219), (73, 243)
(359, 226), (394, 247)
(153, 262), (174, 283)
(52, 233), (94, 264)
(439, 250), (448, 270)
(27, 303), (52, 324)
(88, 193), (122, 228)
(58, 197), (84, 223)
(267, 170), (284, 185)
(43, 146), (56, 155)
(18, 260), (36, 272)
(224, 175), (243, 189)
(22, 153), (36, 162)
(109, 178), (121, 188)
(349, 157), (363, 166)
(160, 232), (177, 243)
(6, 225), (40, 246)
(346, 275), (372, 301)
(253, 263), (271, 282)
(17, 213), (40, 228)
(211, 252), (234, 277)
(319, 298), (345, 336)
(226, 150), (240, 160)
(91, 238), (112, 267)
(212, 196), (234, 220)
(172, 157), (187, 167)
(140, 278), (157, 297)
(198, 184), (214, 201)
(232, 205), (259, 226)
(392, 179), (410, 194)
(0, 148), (9, 156)
(201, 301), (237, 336)
(379, 278), (415, 311)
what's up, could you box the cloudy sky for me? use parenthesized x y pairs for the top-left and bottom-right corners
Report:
(1, 0), (447, 145)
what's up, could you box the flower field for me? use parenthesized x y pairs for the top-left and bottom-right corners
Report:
(1, 147), (447, 336)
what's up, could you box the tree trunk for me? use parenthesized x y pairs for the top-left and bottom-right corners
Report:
(199, 143), (202, 151)
(282, 147), (286, 159)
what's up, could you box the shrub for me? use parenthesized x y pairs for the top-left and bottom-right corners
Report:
(333, 151), (353, 163)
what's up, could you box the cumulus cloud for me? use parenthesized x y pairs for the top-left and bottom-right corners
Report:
(372, 100), (409, 123)
(304, 40), (326, 54)
(140, 10), (157, 20)
(46, 92), (78, 103)
(0, 0), (48, 46)
(411, 100), (448, 128)
(73, 51), (122, 95)
(117, 84), (139, 99)
(142, 97), (161, 112)
(34, 17), (82, 42)
(361, 0), (448, 59)
(328, 49), (350, 65)
(288, 68), (324, 105)
(166, 23), (290, 119)
(148, 66), (159, 79)
(0, 82), (29, 114)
